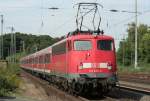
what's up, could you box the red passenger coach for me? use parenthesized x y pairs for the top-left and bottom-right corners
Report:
(20, 31), (117, 95)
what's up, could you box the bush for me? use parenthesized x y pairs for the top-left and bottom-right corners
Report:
(0, 64), (20, 96)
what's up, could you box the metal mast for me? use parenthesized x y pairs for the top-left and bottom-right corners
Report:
(0, 15), (4, 59)
(134, 0), (138, 68)
(10, 27), (15, 63)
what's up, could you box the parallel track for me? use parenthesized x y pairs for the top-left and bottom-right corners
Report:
(118, 73), (150, 95)
(117, 84), (150, 95)
(119, 73), (150, 85)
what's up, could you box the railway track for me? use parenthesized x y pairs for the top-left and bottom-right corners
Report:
(119, 73), (150, 85)
(117, 83), (150, 95)
(21, 70), (117, 101)
(118, 85), (150, 95)
(21, 70), (150, 101)
(118, 73), (150, 95)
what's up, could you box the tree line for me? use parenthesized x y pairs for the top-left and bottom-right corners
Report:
(117, 23), (150, 66)
(2, 32), (59, 59)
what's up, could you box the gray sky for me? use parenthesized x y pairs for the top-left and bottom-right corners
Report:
(0, 0), (150, 49)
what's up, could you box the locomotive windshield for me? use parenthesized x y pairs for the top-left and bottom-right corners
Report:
(97, 40), (113, 51)
(74, 40), (92, 51)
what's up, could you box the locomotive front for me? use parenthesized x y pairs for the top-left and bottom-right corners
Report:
(69, 33), (117, 94)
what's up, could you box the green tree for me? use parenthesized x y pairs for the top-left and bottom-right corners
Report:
(2, 32), (58, 59)
(117, 23), (150, 66)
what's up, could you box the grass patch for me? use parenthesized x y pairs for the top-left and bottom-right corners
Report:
(0, 63), (21, 97)
(118, 64), (150, 74)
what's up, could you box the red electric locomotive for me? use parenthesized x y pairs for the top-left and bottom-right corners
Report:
(20, 3), (118, 95)
(20, 31), (117, 95)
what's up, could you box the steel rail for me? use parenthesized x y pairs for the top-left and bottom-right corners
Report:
(116, 84), (150, 95)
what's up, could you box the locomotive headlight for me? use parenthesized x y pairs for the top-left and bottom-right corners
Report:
(79, 63), (92, 69)
(99, 62), (112, 70)
(79, 65), (83, 69)
(79, 62), (83, 69)
(99, 63), (108, 68)
(107, 63), (112, 70)
(83, 63), (92, 69)
(108, 66), (112, 70)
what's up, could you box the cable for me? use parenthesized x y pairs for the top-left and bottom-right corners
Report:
(107, 9), (150, 30)
(50, 17), (75, 33)
(51, 3), (103, 33)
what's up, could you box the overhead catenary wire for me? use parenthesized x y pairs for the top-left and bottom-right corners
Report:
(50, 5), (150, 35)
(2, 2), (149, 36)
(50, 16), (75, 34)
(43, 7), (150, 37)
(0, 15), (4, 59)
(107, 9), (150, 30)
(51, 3), (103, 34)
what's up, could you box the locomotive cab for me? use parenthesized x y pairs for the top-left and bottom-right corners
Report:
(69, 33), (117, 94)
(71, 34), (116, 76)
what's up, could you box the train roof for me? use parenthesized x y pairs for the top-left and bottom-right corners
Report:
(21, 31), (114, 61)
(66, 31), (114, 40)
(35, 46), (51, 55)
(68, 34), (113, 40)
(20, 46), (51, 60)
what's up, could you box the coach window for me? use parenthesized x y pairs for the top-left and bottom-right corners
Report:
(30, 58), (32, 64)
(37, 56), (40, 64)
(28, 59), (30, 64)
(39, 56), (42, 63)
(26, 59), (28, 64)
(35, 57), (38, 63)
(42, 55), (44, 64)
(33, 57), (36, 64)
(74, 40), (92, 51)
(33, 58), (35, 64)
(45, 54), (51, 63)
(52, 42), (66, 55)
(30, 58), (31, 64)
(29, 59), (31, 64)
(97, 40), (113, 51)
(31, 58), (33, 64)
(44, 54), (46, 63)
(33, 58), (34, 64)
(39, 57), (40, 63)
(42, 56), (44, 63)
